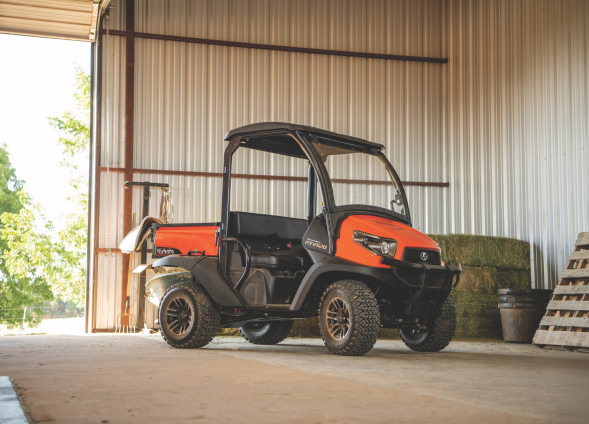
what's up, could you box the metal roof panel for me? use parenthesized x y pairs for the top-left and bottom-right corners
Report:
(224, 122), (385, 150)
(0, 0), (99, 41)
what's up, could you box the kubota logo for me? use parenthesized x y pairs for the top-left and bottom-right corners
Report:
(305, 238), (327, 250)
(157, 247), (176, 255)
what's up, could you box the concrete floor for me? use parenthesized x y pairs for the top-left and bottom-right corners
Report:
(0, 335), (587, 424)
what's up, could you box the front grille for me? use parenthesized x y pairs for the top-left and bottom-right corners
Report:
(402, 248), (441, 265)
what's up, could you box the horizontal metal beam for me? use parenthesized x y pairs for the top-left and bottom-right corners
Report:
(98, 167), (450, 188)
(96, 248), (122, 253)
(99, 29), (448, 64)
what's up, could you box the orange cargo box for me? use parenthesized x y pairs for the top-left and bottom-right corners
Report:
(153, 223), (219, 257)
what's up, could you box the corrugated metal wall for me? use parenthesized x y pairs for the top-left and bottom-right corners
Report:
(444, 0), (589, 289)
(95, 28), (126, 329)
(92, 0), (588, 330)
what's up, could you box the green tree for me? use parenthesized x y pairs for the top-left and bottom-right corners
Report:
(0, 146), (53, 329)
(1, 190), (84, 306)
(0, 66), (89, 329)
(46, 65), (90, 305)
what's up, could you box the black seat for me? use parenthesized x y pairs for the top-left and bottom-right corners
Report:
(229, 211), (308, 240)
(250, 254), (306, 268)
(229, 212), (312, 270)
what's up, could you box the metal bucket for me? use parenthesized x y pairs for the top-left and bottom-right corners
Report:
(498, 289), (552, 343)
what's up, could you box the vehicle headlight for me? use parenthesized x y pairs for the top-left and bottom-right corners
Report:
(380, 241), (390, 255)
(353, 230), (397, 258)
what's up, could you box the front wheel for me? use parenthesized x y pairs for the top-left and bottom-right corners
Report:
(400, 296), (456, 352)
(318, 280), (380, 356)
(159, 281), (220, 348)
(239, 321), (294, 345)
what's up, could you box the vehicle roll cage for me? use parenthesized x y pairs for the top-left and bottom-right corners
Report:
(147, 123), (459, 327)
(219, 123), (412, 259)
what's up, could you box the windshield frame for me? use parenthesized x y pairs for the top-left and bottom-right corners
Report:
(301, 133), (412, 226)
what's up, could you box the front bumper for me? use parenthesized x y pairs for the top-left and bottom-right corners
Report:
(381, 257), (462, 291)
(381, 257), (462, 315)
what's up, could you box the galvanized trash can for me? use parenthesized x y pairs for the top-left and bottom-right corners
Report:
(498, 289), (553, 343)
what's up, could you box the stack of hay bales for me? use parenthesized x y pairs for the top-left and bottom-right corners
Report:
(428, 234), (531, 339)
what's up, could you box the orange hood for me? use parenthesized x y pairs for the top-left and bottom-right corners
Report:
(335, 215), (438, 268)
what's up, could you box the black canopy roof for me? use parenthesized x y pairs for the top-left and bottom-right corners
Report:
(224, 122), (385, 151)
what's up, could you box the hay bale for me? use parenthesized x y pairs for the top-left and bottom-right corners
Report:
(426, 234), (531, 339)
(377, 293), (503, 341)
(451, 292), (502, 339)
(428, 234), (530, 270)
(289, 317), (322, 338)
(456, 266), (531, 294)
(378, 328), (401, 339)
(216, 328), (240, 336)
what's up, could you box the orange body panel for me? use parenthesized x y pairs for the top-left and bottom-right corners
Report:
(154, 225), (219, 256)
(335, 215), (439, 268)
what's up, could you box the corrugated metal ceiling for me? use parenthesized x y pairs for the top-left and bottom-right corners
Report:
(0, 0), (103, 41)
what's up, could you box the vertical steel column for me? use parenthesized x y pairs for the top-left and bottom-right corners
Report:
(91, 21), (104, 333)
(121, 0), (135, 322)
(137, 185), (150, 329)
(307, 164), (317, 224)
(85, 40), (96, 334)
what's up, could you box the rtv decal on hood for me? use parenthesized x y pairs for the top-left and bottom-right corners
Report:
(304, 238), (327, 250)
(302, 215), (330, 253)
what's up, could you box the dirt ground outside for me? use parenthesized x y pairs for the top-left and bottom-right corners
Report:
(0, 334), (587, 424)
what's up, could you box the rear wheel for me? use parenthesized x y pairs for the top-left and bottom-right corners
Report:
(239, 321), (294, 345)
(400, 297), (456, 352)
(318, 280), (380, 356)
(159, 281), (220, 348)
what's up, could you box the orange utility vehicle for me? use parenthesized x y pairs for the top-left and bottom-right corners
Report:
(122, 123), (461, 356)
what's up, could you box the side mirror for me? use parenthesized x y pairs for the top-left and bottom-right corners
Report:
(390, 198), (403, 209)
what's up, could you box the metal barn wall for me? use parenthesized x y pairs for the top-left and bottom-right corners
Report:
(91, 0), (588, 330)
(443, 0), (589, 289)
(94, 30), (127, 329)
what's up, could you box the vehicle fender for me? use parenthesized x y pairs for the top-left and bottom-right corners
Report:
(190, 257), (243, 307)
(152, 255), (207, 271)
(152, 255), (242, 307)
(145, 271), (192, 307)
(289, 257), (395, 311)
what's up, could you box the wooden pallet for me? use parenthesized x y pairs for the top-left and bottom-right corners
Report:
(533, 232), (589, 352)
